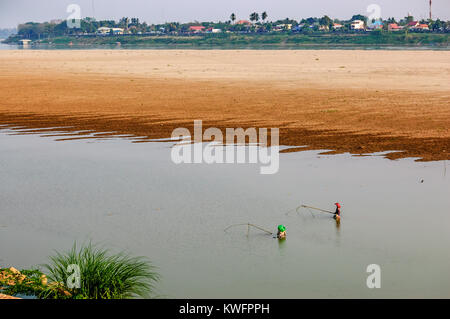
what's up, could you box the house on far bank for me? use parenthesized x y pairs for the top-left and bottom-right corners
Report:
(292, 24), (305, 32)
(407, 21), (420, 28)
(206, 27), (222, 33)
(351, 20), (365, 30)
(19, 39), (31, 46)
(97, 27), (124, 35)
(411, 24), (430, 31)
(388, 23), (403, 31)
(188, 26), (205, 33)
(111, 28), (124, 35)
(235, 20), (252, 26)
(332, 23), (343, 30)
(368, 20), (383, 30)
(97, 27), (110, 35)
(274, 24), (292, 31)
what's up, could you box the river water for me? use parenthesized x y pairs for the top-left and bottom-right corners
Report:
(0, 128), (449, 298)
(1, 42), (449, 51)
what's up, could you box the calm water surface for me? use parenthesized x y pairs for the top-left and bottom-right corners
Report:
(1, 42), (449, 51)
(0, 128), (449, 298)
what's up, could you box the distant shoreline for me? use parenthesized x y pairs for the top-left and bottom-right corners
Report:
(3, 33), (449, 50)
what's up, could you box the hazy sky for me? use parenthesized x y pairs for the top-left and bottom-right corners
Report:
(0, 0), (448, 28)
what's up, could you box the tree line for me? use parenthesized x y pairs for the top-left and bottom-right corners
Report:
(5, 12), (450, 41)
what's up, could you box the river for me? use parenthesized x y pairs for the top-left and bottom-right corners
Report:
(0, 127), (449, 298)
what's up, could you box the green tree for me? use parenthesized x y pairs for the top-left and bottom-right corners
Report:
(431, 19), (444, 31)
(351, 14), (367, 23)
(319, 15), (333, 30)
(305, 17), (317, 25)
(262, 11), (268, 23)
(119, 17), (129, 29)
(17, 22), (48, 39)
(250, 12), (259, 23)
(230, 13), (236, 24)
(386, 17), (397, 24)
(405, 15), (414, 23)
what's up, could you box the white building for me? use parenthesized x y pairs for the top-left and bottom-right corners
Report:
(351, 20), (365, 30)
(19, 39), (31, 46)
(111, 28), (124, 35)
(97, 27), (124, 35)
(277, 24), (292, 30)
(97, 27), (111, 35)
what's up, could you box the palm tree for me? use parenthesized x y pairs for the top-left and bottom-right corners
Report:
(230, 13), (236, 24)
(262, 11), (268, 23)
(249, 12), (259, 23)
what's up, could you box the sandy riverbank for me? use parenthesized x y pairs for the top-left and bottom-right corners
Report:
(0, 50), (449, 160)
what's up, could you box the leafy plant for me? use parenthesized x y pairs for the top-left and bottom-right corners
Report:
(42, 242), (159, 299)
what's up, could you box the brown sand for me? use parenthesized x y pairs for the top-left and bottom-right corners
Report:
(0, 50), (449, 160)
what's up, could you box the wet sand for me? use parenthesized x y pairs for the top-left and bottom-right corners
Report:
(0, 50), (449, 160)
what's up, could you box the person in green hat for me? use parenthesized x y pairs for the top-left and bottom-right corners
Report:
(277, 225), (286, 239)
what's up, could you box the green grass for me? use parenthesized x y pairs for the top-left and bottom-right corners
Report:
(42, 242), (159, 299)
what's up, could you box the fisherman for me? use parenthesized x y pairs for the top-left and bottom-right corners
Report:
(333, 203), (341, 220)
(277, 225), (286, 239)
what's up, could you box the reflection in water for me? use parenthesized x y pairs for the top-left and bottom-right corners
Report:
(334, 218), (341, 247)
(335, 217), (341, 229)
(277, 237), (287, 257)
(1, 43), (449, 51)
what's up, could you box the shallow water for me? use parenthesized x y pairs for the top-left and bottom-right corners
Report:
(1, 42), (449, 51)
(0, 128), (449, 298)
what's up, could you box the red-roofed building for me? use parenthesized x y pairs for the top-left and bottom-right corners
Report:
(188, 26), (205, 33)
(411, 24), (430, 31)
(236, 20), (251, 25)
(388, 23), (402, 31)
(407, 21), (419, 28)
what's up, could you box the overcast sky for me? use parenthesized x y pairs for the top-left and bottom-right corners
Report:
(0, 0), (448, 28)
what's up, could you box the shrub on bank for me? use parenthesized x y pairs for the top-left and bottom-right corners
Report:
(0, 243), (159, 299)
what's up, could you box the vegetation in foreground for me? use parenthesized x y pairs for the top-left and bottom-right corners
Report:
(0, 243), (159, 299)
